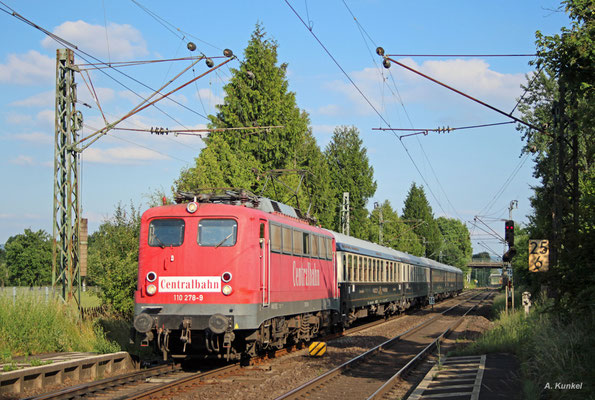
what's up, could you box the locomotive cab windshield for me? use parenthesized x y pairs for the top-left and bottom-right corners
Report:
(198, 219), (237, 247)
(148, 219), (185, 248)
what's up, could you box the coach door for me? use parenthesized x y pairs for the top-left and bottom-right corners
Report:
(259, 220), (270, 307)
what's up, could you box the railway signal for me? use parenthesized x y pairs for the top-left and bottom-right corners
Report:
(505, 220), (515, 247)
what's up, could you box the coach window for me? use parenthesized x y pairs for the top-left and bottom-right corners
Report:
(293, 229), (303, 256)
(270, 224), (281, 253)
(149, 218), (184, 247)
(282, 226), (293, 254)
(303, 232), (310, 256)
(373, 259), (377, 282)
(198, 219), (237, 247)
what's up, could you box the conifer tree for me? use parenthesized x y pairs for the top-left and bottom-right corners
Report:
(325, 126), (377, 239)
(369, 200), (424, 256)
(175, 24), (332, 222)
(402, 183), (443, 259)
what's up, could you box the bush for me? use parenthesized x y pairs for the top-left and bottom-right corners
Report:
(455, 301), (594, 399)
(0, 294), (121, 358)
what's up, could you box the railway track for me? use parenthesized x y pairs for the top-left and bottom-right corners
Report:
(25, 291), (482, 400)
(274, 290), (492, 400)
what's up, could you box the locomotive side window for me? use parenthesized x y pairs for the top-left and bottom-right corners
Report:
(282, 226), (292, 254)
(149, 218), (185, 247)
(311, 234), (319, 258)
(303, 232), (310, 256)
(198, 219), (237, 247)
(325, 238), (332, 260)
(270, 224), (282, 253)
(319, 236), (326, 259)
(293, 229), (303, 255)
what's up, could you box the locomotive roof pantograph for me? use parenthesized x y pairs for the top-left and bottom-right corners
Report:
(174, 188), (315, 225)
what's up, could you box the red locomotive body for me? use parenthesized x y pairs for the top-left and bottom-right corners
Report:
(133, 192), (339, 360)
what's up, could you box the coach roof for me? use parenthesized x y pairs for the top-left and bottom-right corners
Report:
(327, 230), (461, 274)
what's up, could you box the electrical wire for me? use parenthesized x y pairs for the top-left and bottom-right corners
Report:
(341, 1), (463, 221)
(284, 0), (451, 219)
(0, 1), (212, 125)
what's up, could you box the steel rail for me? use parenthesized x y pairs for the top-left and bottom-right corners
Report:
(274, 290), (488, 400)
(117, 363), (242, 400)
(368, 290), (493, 399)
(24, 363), (180, 400)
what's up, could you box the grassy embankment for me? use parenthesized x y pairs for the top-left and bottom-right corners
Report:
(0, 293), (121, 369)
(454, 292), (594, 399)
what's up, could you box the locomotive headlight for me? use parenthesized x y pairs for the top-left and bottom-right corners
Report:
(222, 272), (232, 282)
(186, 202), (198, 213)
(222, 285), (233, 296)
(146, 284), (157, 296)
(146, 271), (157, 282)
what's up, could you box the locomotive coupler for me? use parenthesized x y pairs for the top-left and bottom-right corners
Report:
(140, 331), (154, 347)
(180, 318), (192, 352)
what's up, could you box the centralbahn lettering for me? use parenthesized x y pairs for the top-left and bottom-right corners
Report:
(159, 276), (221, 292)
(293, 261), (320, 287)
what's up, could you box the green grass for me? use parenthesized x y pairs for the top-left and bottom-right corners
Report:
(452, 296), (595, 399)
(0, 294), (120, 359)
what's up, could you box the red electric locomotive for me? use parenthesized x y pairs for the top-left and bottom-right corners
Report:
(133, 190), (339, 361)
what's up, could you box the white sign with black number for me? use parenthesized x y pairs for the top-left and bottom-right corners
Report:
(529, 240), (549, 272)
(429, 296), (435, 305)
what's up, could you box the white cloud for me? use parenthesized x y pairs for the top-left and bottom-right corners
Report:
(10, 91), (54, 107)
(316, 104), (342, 116)
(195, 88), (223, 109)
(77, 86), (116, 108)
(10, 155), (35, 165)
(83, 146), (169, 164)
(11, 132), (53, 145)
(327, 59), (526, 116)
(41, 20), (148, 60)
(388, 58), (525, 107)
(0, 50), (54, 85)
(5, 109), (55, 130)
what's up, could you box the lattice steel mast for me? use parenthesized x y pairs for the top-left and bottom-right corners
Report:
(52, 48), (83, 305)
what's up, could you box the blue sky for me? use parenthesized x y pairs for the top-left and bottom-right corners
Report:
(0, 1), (570, 257)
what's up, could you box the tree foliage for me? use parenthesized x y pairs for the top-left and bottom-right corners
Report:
(324, 126), (377, 239)
(4, 229), (51, 286)
(402, 183), (443, 260)
(368, 200), (424, 256)
(175, 24), (333, 224)
(88, 203), (140, 317)
(517, 0), (594, 310)
(436, 217), (472, 272)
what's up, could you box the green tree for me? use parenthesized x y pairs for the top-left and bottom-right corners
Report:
(368, 200), (424, 256)
(324, 126), (377, 239)
(436, 217), (472, 272)
(4, 229), (52, 286)
(174, 24), (332, 223)
(402, 183), (443, 260)
(0, 246), (7, 286)
(175, 134), (259, 191)
(516, 0), (594, 310)
(208, 23), (310, 173)
(88, 203), (140, 317)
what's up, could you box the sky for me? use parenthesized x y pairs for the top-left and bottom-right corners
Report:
(0, 1), (571, 258)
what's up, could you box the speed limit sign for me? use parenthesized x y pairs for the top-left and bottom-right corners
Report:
(529, 240), (549, 272)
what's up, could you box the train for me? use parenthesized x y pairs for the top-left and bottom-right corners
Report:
(132, 189), (463, 361)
